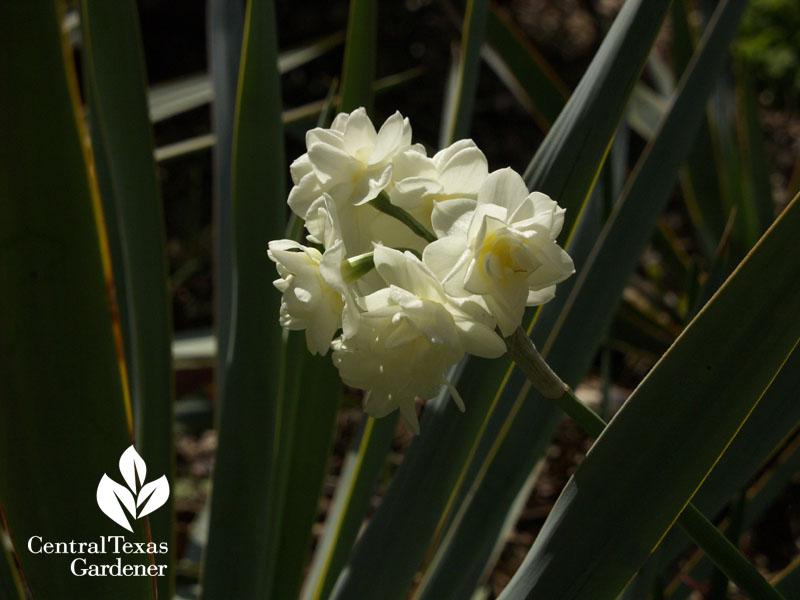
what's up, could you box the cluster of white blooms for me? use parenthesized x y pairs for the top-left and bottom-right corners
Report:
(268, 108), (574, 433)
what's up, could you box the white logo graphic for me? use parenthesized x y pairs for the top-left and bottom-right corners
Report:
(96, 446), (169, 532)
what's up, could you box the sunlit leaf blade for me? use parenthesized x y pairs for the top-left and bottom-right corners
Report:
(302, 415), (398, 600)
(441, 0), (489, 145)
(0, 541), (23, 600)
(499, 194), (799, 600)
(523, 0), (672, 240)
(339, 0), (376, 114)
(775, 557), (800, 598)
(148, 32), (344, 123)
(0, 2), (152, 598)
(267, 333), (342, 600)
(207, 0), (245, 409)
(330, 358), (516, 600)
(201, 0), (285, 596)
(418, 1), (750, 595)
(662, 348), (800, 598)
(332, 3), (671, 598)
(157, 68), (426, 163)
(413, 173), (609, 600)
(80, 3), (175, 594)
(483, 5), (568, 131)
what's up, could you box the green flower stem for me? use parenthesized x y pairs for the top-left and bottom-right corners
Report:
(371, 191), (437, 243)
(341, 252), (375, 283)
(506, 326), (785, 600)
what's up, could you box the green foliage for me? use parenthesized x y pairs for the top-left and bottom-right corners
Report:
(0, 2), (796, 600)
(736, 0), (800, 102)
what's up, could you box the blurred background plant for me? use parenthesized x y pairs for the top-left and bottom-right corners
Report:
(0, 0), (798, 599)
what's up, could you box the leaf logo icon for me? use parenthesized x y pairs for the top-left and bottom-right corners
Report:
(96, 446), (170, 532)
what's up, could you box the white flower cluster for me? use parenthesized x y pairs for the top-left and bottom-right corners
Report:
(268, 108), (574, 433)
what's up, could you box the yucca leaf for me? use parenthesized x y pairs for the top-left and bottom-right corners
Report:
(483, 5), (568, 131)
(441, 0), (489, 145)
(207, 0), (245, 408)
(156, 67), (425, 163)
(498, 193), (798, 600)
(148, 32), (344, 123)
(339, 0), (376, 114)
(201, 0), (285, 596)
(266, 333), (342, 600)
(663, 348), (800, 598)
(0, 2), (153, 597)
(417, 1), (750, 595)
(0, 543), (23, 600)
(523, 0), (672, 240)
(302, 415), (398, 600)
(775, 557), (800, 598)
(329, 3), (673, 599)
(80, 4), (175, 595)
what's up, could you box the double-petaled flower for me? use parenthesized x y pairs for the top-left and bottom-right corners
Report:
(268, 110), (574, 432)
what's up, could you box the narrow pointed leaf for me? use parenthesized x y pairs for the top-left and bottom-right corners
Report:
(302, 415), (398, 600)
(499, 193), (799, 599)
(523, 0), (672, 240)
(483, 5), (568, 131)
(201, 0), (286, 597)
(208, 0), (244, 407)
(79, 5), (175, 594)
(441, 0), (489, 145)
(339, 0), (376, 114)
(418, 1), (751, 594)
(0, 2), (153, 597)
(0, 542), (23, 600)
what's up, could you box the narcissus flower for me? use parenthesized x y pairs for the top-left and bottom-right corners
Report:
(331, 246), (505, 433)
(424, 168), (574, 336)
(268, 240), (344, 356)
(287, 108), (424, 254)
(389, 139), (489, 232)
(270, 109), (574, 433)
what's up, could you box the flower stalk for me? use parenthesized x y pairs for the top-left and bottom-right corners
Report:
(371, 191), (437, 243)
(506, 326), (786, 600)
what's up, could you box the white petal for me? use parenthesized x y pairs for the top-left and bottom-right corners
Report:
(289, 153), (313, 184)
(390, 177), (443, 212)
(437, 144), (489, 194)
(306, 127), (346, 151)
(422, 236), (467, 283)
(308, 142), (361, 185)
(454, 319), (506, 358)
(477, 167), (529, 213)
(305, 298), (339, 356)
(287, 172), (323, 219)
(398, 398), (421, 435)
(486, 292), (525, 337)
(354, 164), (393, 205)
(526, 286), (556, 306)
(432, 139), (475, 169)
(330, 111), (349, 132)
(393, 149), (436, 181)
(342, 107), (377, 157)
(431, 197), (477, 238)
(369, 112), (407, 165)
(373, 245), (443, 301)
